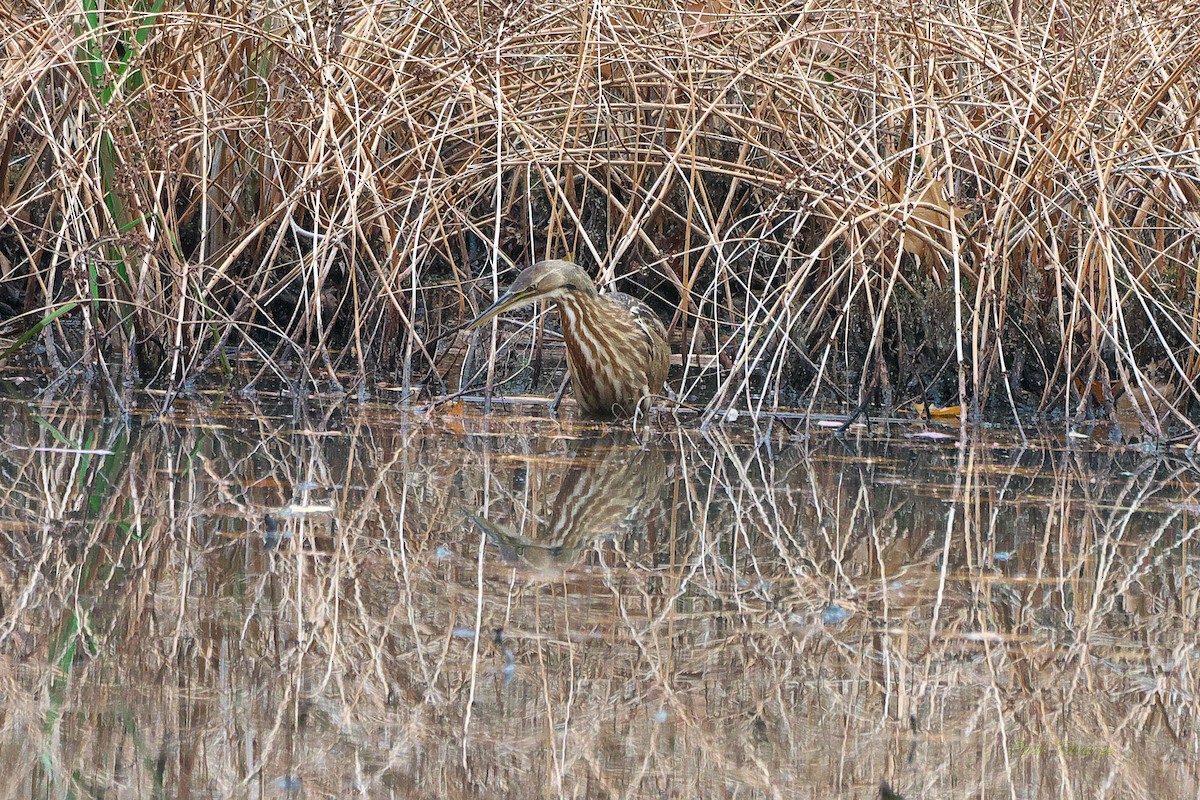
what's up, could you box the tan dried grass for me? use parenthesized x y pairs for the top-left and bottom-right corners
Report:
(1, 0), (1197, 433)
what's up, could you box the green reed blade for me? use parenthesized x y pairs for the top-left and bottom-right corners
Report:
(0, 301), (79, 362)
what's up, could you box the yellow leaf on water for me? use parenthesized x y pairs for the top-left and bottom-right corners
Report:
(910, 403), (962, 418)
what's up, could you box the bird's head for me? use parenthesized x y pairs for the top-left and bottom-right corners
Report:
(468, 260), (597, 329)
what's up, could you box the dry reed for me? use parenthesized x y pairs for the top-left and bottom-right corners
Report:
(1, 0), (1198, 434)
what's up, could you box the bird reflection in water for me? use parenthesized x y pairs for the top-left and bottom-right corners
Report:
(466, 433), (666, 579)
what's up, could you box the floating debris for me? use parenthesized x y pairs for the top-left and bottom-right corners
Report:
(910, 430), (957, 440)
(282, 502), (336, 514)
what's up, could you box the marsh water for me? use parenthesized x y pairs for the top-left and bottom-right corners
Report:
(0, 386), (1197, 799)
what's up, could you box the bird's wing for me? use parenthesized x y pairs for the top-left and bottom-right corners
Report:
(606, 292), (670, 392)
(606, 292), (668, 340)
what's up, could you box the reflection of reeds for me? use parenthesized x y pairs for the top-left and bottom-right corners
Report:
(2, 2), (1198, 433)
(0, 396), (1197, 795)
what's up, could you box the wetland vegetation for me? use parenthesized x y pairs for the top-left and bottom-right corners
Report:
(1, 0), (1198, 434)
(2, 1), (1200, 796)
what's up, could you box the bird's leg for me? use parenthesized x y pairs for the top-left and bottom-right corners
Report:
(837, 397), (873, 433)
(631, 393), (652, 437)
(549, 373), (571, 417)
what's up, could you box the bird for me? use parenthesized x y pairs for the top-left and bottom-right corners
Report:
(465, 431), (666, 579)
(468, 259), (670, 419)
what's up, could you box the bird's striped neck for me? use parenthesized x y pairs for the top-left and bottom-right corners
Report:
(554, 293), (625, 416)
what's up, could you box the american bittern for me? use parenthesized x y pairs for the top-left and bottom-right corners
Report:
(469, 260), (670, 418)
(466, 431), (666, 579)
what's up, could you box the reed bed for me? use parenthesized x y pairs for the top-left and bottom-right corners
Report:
(1, 0), (1198, 432)
(0, 393), (1197, 796)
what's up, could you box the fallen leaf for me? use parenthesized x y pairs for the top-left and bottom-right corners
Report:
(910, 403), (962, 418)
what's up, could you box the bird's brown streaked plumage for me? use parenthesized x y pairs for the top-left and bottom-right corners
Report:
(468, 260), (670, 418)
(466, 432), (666, 579)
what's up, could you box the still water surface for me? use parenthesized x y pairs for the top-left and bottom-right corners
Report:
(0, 390), (1197, 798)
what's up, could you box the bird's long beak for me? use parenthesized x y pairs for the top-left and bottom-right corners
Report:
(468, 288), (536, 330)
